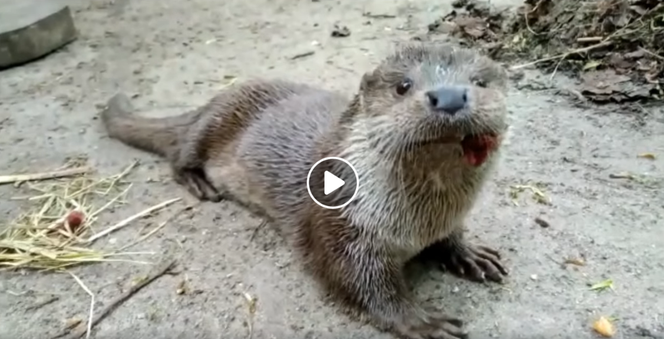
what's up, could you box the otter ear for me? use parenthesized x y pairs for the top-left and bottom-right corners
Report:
(360, 70), (380, 91)
(500, 62), (520, 82)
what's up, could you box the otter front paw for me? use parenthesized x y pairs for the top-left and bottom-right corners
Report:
(394, 310), (468, 339)
(438, 243), (508, 283)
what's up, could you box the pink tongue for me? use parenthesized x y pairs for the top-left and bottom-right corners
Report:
(463, 149), (488, 166)
(461, 135), (497, 167)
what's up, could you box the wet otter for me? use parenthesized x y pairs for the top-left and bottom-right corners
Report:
(101, 42), (510, 339)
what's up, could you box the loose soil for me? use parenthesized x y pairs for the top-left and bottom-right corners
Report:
(431, 0), (663, 104)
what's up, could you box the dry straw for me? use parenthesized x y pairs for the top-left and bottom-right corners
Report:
(0, 161), (181, 271)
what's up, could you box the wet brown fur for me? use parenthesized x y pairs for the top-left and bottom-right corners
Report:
(101, 42), (510, 339)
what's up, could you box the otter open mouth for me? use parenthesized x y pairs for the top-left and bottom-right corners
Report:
(461, 134), (498, 167)
(415, 133), (499, 166)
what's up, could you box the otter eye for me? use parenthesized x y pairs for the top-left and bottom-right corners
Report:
(472, 78), (487, 88)
(396, 79), (412, 95)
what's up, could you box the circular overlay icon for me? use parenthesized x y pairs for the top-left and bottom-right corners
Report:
(307, 157), (359, 209)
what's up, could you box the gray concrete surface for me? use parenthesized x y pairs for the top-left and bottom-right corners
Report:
(0, 0), (77, 69)
(0, 0), (663, 339)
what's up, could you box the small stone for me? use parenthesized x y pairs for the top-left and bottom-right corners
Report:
(535, 217), (550, 228)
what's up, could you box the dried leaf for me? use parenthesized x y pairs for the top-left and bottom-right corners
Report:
(637, 153), (656, 160)
(564, 257), (585, 266)
(592, 316), (616, 337)
(64, 317), (82, 329)
(629, 5), (648, 16)
(583, 60), (602, 70)
(590, 279), (614, 292)
(455, 17), (487, 38)
(510, 184), (551, 205)
(624, 49), (646, 59)
(131, 275), (148, 286)
(243, 292), (257, 314)
(176, 279), (188, 295)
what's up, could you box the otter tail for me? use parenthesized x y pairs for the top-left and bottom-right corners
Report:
(100, 93), (201, 158)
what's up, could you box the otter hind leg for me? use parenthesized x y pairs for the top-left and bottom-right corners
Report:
(170, 165), (222, 202)
(419, 228), (508, 283)
(101, 93), (222, 202)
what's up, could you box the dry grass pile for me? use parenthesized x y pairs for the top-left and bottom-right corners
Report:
(429, 0), (663, 103)
(0, 161), (159, 271)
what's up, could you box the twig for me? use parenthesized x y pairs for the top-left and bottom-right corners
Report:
(523, 2), (541, 36)
(109, 161), (138, 182)
(250, 220), (268, 241)
(609, 173), (635, 180)
(362, 12), (396, 19)
(85, 198), (182, 243)
(242, 290), (258, 339)
(25, 296), (60, 311)
(87, 184), (133, 219)
(639, 47), (664, 61)
(219, 77), (237, 90)
(117, 205), (193, 251)
(549, 56), (565, 80)
(577, 37), (603, 42)
(0, 167), (91, 185)
(291, 51), (315, 60)
(52, 260), (177, 339)
(511, 41), (612, 70)
(67, 272), (95, 339)
(117, 221), (168, 251)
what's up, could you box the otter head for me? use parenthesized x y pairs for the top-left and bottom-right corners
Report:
(352, 43), (508, 169)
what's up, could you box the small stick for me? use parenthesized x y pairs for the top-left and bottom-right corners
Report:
(117, 220), (169, 251)
(0, 167), (91, 185)
(577, 37), (603, 42)
(510, 41), (612, 70)
(85, 197), (182, 243)
(117, 205), (193, 251)
(67, 272), (95, 339)
(362, 12), (396, 19)
(52, 260), (177, 339)
(639, 47), (664, 61)
(88, 184), (133, 219)
(291, 51), (315, 60)
(25, 296), (60, 311)
(250, 220), (268, 241)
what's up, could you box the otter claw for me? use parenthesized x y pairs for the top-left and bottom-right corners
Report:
(172, 167), (221, 202)
(438, 244), (508, 283)
(396, 311), (468, 339)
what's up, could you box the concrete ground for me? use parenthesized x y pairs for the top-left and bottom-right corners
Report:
(1, 0), (663, 338)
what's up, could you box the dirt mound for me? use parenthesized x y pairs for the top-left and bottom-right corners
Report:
(429, 0), (663, 104)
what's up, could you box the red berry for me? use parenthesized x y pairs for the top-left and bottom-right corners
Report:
(66, 211), (85, 229)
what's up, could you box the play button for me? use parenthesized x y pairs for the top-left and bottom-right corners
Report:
(324, 171), (345, 195)
(307, 157), (359, 209)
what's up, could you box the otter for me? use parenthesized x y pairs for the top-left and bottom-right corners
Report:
(101, 42), (510, 339)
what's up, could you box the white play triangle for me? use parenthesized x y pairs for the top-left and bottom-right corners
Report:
(324, 170), (345, 195)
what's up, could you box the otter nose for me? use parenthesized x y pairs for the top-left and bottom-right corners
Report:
(425, 86), (468, 115)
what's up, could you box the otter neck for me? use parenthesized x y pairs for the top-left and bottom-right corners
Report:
(334, 120), (498, 253)
(315, 94), (362, 159)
